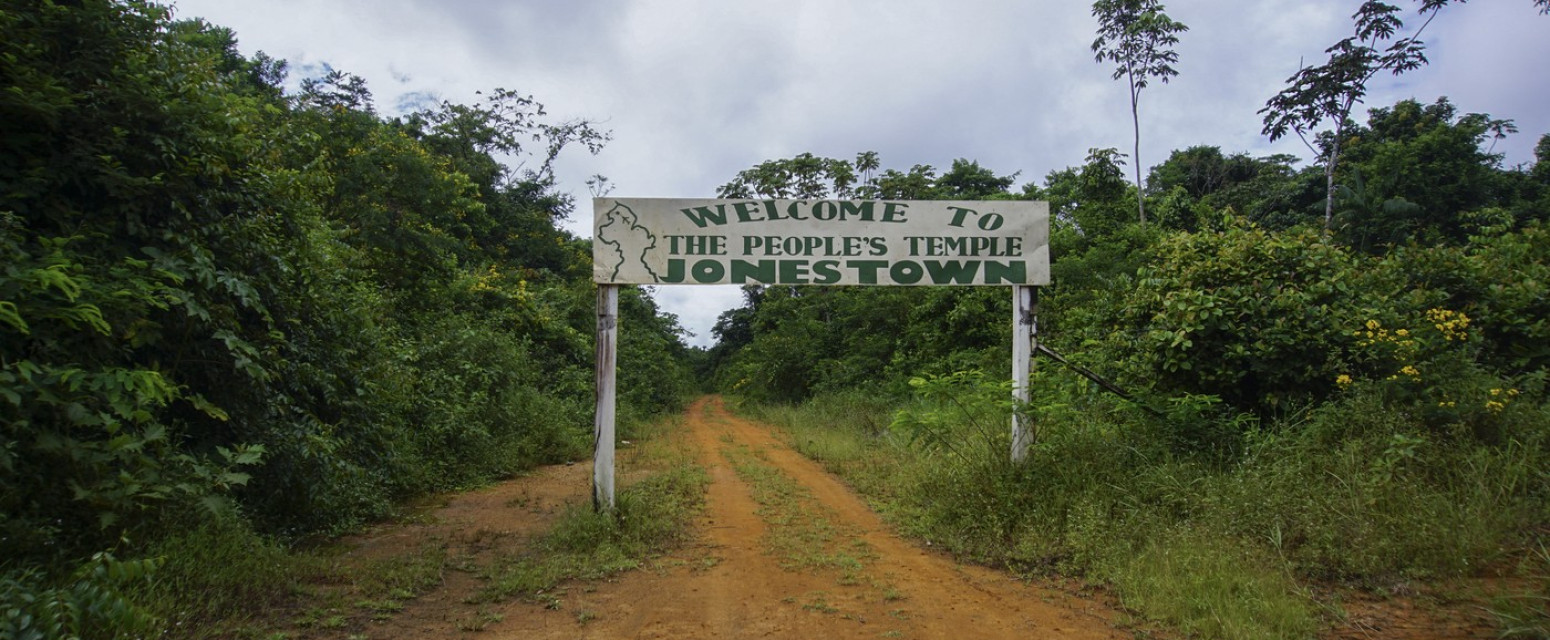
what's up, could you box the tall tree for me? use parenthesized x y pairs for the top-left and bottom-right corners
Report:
(1091, 0), (1188, 226)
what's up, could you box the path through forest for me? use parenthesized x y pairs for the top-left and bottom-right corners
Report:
(497, 396), (1128, 638)
(301, 397), (1130, 639)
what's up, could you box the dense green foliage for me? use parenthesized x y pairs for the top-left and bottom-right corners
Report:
(1, 1), (692, 634)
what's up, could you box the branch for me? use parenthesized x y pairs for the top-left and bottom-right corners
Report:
(1036, 344), (1163, 416)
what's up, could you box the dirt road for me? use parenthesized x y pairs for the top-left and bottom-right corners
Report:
(308, 397), (1130, 639)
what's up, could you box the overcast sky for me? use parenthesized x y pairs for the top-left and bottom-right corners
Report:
(171, 0), (1550, 347)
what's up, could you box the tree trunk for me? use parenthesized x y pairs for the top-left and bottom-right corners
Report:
(1130, 71), (1146, 226)
(1323, 136), (1341, 232)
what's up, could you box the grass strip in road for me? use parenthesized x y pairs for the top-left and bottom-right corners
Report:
(474, 459), (708, 604)
(718, 442), (877, 582)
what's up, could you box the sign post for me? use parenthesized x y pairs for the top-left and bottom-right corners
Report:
(593, 284), (618, 512)
(1011, 285), (1037, 462)
(592, 198), (1050, 510)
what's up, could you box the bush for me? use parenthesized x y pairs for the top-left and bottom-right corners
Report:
(1116, 224), (1363, 414)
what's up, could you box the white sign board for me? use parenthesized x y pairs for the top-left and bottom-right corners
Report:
(593, 198), (1050, 286)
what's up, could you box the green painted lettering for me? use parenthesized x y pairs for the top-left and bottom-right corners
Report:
(691, 259), (724, 283)
(890, 260), (924, 284)
(838, 201), (874, 222)
(946, 206), (976, 228)
(847, 260), (887, 284)
(924, 260), (981, 284)
(732, 201), (765, 223)
(843, 237), (864, 256)
(662, 259), (686, 283)
(680, 205), (728, 228)
(786, 201), (809, 220)
(779, 260), (810, 284)
(812, 260), (841, 284)
(984, 260), (1026, 284)
(731, 259), (776, 283)
(802, 237), (823, 256)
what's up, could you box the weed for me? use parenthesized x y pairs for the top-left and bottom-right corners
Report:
(693, 555), (723, 572)
(454, 607), (504, 632)
(1488, 542), (1550, 638)
(137, 520), (318, 637)
(354, 598), (404, 613)
(358, 541), (448, 600)
(801, 592), (839, 614)
(475, 462), (707, 602)
(1108, 529), (1317, 639)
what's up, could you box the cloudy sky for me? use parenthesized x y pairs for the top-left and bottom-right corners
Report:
(171, 0), (1550, 347)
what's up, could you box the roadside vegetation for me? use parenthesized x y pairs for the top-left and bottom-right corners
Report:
(1, 3), (693, 638)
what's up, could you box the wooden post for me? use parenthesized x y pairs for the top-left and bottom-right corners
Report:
(1011, 285), (1037, 462)
(593, 284), (618, 512)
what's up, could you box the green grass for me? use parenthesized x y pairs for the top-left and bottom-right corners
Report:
(1108, 529), (1317, 639)
(719, 441), (877, 575)
(739, 391), (905, 502)
(1488, 542), (1550, 639)
(733, 384), (1550, 640)
(136, 519), (320, 639)
(475, 461), (707, 603)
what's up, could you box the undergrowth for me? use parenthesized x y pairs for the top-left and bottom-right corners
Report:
(735, 368), (1550, 640)
(475, 460), (707, 604)
(477, 415), (709, 604)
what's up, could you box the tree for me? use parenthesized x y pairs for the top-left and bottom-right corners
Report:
(1144, 146), (1318, 227)
(1259, 1), (1543, 230)
(1337, 97), (1515, 245)
(717, 153), (858, 199)
(936, 159), (1020, 199)
(1091, 0), (1188, 226)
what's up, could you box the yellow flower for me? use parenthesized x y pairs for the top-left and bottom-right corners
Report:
(1438, 401), (1456, 408)
(1485, 400), (1505, 413)
(1336, 374), (1353, 388)
(1398, 365), (1420, 377)
(1395, 329), (1409, 337)
(1490, 388), (1502, 396)
(1365, 319), (1381, 330)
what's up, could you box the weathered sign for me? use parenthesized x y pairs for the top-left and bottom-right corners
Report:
(593, 198), (1050, 286)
